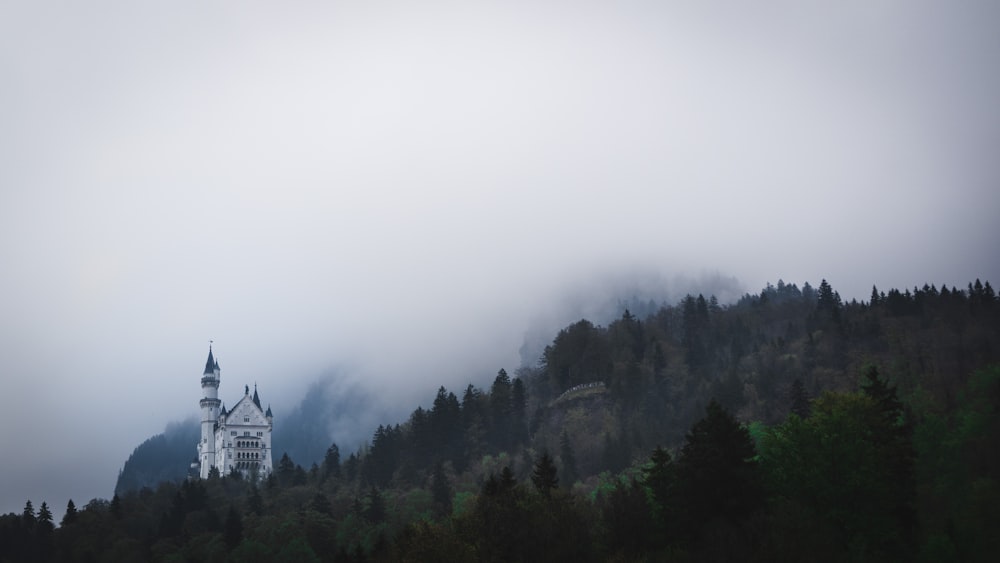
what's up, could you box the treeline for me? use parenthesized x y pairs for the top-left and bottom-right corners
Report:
(6, 278), (999, 561)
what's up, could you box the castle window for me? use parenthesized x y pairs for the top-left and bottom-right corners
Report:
(231, 431), (236, 436)
(257, 431), (263, 437)
(244, 417), (250, 422)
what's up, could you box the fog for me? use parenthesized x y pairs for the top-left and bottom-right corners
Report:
(2, 0), (998, 518)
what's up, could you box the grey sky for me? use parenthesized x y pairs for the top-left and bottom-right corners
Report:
(1, 0), (998, 517)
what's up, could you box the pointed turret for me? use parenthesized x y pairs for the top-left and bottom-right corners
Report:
(252, 384), (262, 409)
(204, 347), (216, 375)
(265, 405), (273, 418)
(198, 345), (222, 479)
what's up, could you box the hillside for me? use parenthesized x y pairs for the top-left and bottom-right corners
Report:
(14, 278), (1000, 562)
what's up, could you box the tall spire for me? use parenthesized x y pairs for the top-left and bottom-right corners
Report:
(203, 345), (216, 375)
(252, 384), (261, 409)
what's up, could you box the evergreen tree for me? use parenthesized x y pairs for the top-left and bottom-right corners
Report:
(817, 279), (842, 317)
(310, 492), (333, 516)
(35, 502), (53, 560)
(22, 500), (35, 530)
(532, 451), (559, 497)
(323, 442), (341, 479)
(789, 378), (811, 419)
(490, 369), (513, 449)
(676, 400), (763, 542)
(61, 499), (78, 527)
(642, 446), (678, 545)
(345, 452), (359, 482)
(277, 452), (295, 486)
(860, 365), (917, 555)
(36, 502), (53, 529)
(293, 464), (308, 486)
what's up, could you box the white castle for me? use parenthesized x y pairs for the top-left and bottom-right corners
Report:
(196, 346), (274, 479)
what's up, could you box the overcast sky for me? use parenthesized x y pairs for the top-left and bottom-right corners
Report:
(2, 0), (998, 518)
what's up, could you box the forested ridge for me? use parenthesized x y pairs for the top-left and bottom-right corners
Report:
(4, 279), (999, 562)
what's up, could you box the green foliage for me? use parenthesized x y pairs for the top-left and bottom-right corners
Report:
(675, 399), (763, 550)
(531, 451), (559, 496)
(759, 387), (915, 560)
(28, 278), (1000, 561)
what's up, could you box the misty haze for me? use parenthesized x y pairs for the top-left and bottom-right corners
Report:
(2, 1), (999, 561)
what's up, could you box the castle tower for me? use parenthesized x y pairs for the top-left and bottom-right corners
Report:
(198, 346), (222, 478)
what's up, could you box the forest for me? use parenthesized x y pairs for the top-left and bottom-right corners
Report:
(2, 278), (998, 562)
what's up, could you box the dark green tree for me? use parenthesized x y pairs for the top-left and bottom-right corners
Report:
(599, 477), (656, 558)
(344, 452), (359, 482)
(22, 500), (35, 530)
(642, 446), (677, 537)
(675, 400), (762, 544)
(310, 492), (332, 516)
(532, 451), (559, 497)
(861, 365), (917, 554)
(323, 442), (340, 479)
(61, 499), (77, 527)
(36, 501), (54, 559)
(276, 452), (296, 486)
(789, 378), (811, 419)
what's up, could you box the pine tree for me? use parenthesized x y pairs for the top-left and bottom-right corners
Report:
(676, 400), (763, 541)
(860, 365), (917, 552)
(642, 446), (677, 541)
(532, 451), (559, 497)
(323, 442), (341, 480)
(345, 452), (359, 482)
(789, 378), (811, 419)
(61, 499), (78, 527)
(277, 452), (295, 486)
(36, 502), (53, 528)
(310, 493), (332, 516)
(22, 500), (35, 529)
(817, 279), (841, 314)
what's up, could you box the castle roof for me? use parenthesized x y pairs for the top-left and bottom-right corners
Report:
(265, 405), (272, 418)
(252, 385), (262, 409)
(204, 347), (217, 375)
